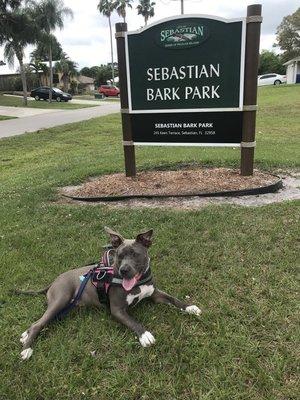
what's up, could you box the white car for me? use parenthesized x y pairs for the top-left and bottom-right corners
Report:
(257, 73), (287, 86)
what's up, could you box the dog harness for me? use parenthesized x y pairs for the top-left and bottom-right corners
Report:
(54, 248), (152, 320)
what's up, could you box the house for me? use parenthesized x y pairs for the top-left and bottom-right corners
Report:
(75, 75), (95, 92)
(283, 56), (300, 84)
(0, 73), (20, 90)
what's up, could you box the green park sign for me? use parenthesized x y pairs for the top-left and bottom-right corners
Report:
(116, 6), (262, 176)
(126, 16), (246, 113)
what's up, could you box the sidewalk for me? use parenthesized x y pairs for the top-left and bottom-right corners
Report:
(0, 105), (63, 117)
(0, 102), (120, 139)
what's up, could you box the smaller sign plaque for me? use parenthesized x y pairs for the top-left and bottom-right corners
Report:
(131, 112), (243, 145)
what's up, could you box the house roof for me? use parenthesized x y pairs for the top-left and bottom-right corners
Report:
(77, 75), (94, 84)
(283, 56), (300, 66)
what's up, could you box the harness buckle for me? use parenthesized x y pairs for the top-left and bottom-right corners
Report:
(96, 269), (107, 281)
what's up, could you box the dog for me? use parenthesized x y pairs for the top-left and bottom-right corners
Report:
(18, 227), (201, 360)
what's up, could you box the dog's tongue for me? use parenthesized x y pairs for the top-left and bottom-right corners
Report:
(122, 276), (138, 291)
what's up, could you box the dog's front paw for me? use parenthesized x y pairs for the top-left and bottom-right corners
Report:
(20, 330), (29, 345)
(20, 348), (33, 360)
(139, 331), (156, 347)
(185, 305), (202, 316)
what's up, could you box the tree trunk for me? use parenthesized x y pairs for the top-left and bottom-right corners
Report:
(63, 75), (68, 92)
(17, 52), (28, 106)
(49, 43), (53, 102)
(145, 16), (148, 26)
(108, 16), (115, 85)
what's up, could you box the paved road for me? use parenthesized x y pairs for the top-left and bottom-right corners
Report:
(0, 102), (120, 139)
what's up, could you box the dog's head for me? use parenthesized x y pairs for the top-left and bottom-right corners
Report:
(104, 227), (153, 291)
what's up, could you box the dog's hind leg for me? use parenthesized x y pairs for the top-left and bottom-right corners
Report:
(20, 290), (73, 360)
(151, 289), (202, 316)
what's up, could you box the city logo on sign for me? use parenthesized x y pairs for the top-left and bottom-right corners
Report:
(157, 24), (209, 49)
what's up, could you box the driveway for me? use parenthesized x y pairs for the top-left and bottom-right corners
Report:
(0, 102), (120, 139)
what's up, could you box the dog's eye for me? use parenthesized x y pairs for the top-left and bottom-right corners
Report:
(118, 248), (134, 257)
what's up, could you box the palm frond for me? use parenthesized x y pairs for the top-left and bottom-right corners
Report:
(4, 41), (16, 68)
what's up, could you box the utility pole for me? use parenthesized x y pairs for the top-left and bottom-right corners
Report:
(170, 0), (184, 15)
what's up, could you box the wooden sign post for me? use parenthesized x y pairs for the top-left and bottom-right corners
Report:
(115, 22), (136, 177)
(241, 4), (262, 175)
(116, 5), (262, 177)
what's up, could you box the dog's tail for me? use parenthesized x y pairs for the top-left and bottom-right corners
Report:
(12, 285), (51, 296)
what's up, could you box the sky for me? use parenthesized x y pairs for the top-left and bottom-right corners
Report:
(0, 0), (299, 74)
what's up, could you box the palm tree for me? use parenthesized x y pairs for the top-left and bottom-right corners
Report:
(1, 2), (38, 105)
(0, 1), (22, 41)
(30, 34), (63, 65)
(55, 56), (78, 92)
(97, 0), (115, 84)
(29, 59), (49, 86)
(114, 0), (133, 23)
(33, 0), (73, 101)
(137, 0), (155, 26)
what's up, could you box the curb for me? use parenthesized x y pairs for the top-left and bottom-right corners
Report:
(62, 176), (283, 203)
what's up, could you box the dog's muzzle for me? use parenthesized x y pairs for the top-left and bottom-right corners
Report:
(119, 264), (135, 279)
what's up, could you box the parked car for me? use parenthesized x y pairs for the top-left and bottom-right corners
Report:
(98, 85), (120, 97)
(257, 73), (287, 86)
(30, 87), (72, 102)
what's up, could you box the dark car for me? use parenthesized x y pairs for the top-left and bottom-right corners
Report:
(30, 86), (72, 102)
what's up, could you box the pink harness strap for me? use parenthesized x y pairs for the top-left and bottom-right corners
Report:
(90, 249), (115, 294)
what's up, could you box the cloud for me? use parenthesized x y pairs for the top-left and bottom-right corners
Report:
(1, 0), (299, 73)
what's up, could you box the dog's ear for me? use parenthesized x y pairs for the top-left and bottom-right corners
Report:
(104, 226), (124, 248)
(136, 229), (153, 248)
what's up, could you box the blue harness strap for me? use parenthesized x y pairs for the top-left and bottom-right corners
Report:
(54, 268), (94, 321)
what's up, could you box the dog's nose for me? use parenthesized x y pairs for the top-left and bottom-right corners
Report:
(119, 265), (130, 277)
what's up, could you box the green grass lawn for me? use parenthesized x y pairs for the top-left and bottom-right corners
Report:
(0, 115), (17, 120)
(0, 94), (98, 110)
(0, 85), (299, 400)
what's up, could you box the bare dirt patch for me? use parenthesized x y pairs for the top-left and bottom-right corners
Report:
(61, 168), (280, 199)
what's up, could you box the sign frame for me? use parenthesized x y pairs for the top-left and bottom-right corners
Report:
(115, 4), (262, 177)
(125, 14), (246, 114)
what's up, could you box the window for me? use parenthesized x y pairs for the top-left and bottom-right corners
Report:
(260, 74), (276, 79)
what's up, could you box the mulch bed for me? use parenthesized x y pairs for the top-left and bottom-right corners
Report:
(61, 168), (280, 199)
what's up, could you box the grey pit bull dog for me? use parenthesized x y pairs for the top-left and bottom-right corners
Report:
(18, 227), (201, 360)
